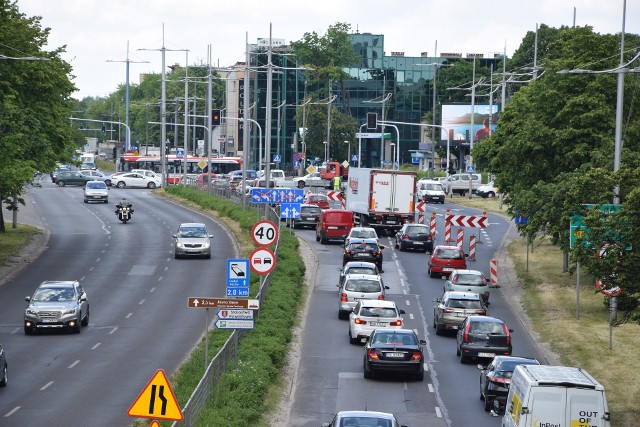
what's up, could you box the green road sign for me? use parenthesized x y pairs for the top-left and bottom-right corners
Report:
(570, 204), (621, 249)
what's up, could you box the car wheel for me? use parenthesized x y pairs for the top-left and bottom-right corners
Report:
(174, 253), (180, 259)
(84, 199), (88, 203)
(57, 181), (65, 187)
(297, 181), (305, 189)
(104, 199), (108, 204)
(338, 310), (347, 320)
(117, 181), (126, 188)
(105, 180), (111, 186)
(147, 182), (157, 189)
(315, 232), (320, 242)
(205, 254), (211, 259)
(73, 319), (81, 334)
(349, 331), (358, 345)
(0, 362), (6, 387)
(428, 267), (435, 278)
(363, 361), (374, 379)
(394, 239), (399, 249)
(460, 353), (468, 364)
(487, 191), (495, 198)
(81, 307), (89, 326)
(399, 242), (405, 252)
(484, 395), (492, 412)
(320, 235), (327, 244)
(24, 325), (33, 335)
(415, 370), (424, 381)
(435, 322), (443, 336)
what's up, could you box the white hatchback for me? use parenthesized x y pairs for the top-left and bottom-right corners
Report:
(344, 226), (379, 246)
(348, 300), (405, 344)
(112, 172), (162, 189)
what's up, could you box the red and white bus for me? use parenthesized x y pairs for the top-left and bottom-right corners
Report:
(117, 154), (242, 184)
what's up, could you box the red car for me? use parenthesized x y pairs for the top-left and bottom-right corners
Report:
(428, 245), (467, 278)
(304, 193), (330, 209)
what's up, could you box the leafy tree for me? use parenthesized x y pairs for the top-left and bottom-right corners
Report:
(473, 25), (640, 323)
(0, 1), (77, 232)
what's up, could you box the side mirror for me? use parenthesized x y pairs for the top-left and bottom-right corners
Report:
(477, 363), (486, 370)
(379, 244), (386, 249)
(432, 298), (441, 303)
(398, 309), (406, 315)
(208, 234), (214, 238)
(25, 296), (31, 302)
(172, 234), (178, 238)
(419, 339), (427, 345)
(384, 285), (390, 289)
(508, 328), (514, 332)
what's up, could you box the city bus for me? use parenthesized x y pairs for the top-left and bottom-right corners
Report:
(117, 154), (242, 184)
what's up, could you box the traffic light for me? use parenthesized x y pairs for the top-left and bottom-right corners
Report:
(367, 112), (378, 130)
(212, 109), (221, 126)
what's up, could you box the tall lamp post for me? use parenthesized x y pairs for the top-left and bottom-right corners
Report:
(390, 143), (396, 169)
(344, 140), (351, 164)
(323, 141), (328, 163)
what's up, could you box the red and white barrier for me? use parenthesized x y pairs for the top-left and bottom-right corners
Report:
(456, 229), (464, 249)
(444, 209), (451, 242)
(490, 259), (498, 287)
(430, 214), (437, 236)
(468, 235), (476, 261)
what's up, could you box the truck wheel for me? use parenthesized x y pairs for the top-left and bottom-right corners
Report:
(297, 181), (305, 189)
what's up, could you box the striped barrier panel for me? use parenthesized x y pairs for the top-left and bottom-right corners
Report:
(469, 235), (476, 261)
(490, 259), (498, 287)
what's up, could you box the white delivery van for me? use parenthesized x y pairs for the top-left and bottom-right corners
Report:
(416, 179), (445, 204)
(502, 365), (611, 427)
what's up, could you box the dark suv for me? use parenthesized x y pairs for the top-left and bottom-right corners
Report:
(343, 238), (384, 272)
(395, 224), (434, 253)
(291, 204), (322, 229)
(456, 316), (513, 363)
(24, 280), (90, 334)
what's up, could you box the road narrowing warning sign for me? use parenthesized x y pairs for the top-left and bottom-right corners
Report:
(128, 369), (183, 421)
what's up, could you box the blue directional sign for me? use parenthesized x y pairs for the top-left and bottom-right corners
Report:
(466, 165), (476, 173)
(227, 259), (249, 287)
(351, 154), (358, 161)
(176, 148), (185, 158)
(271, 188), (304, 204)
(273, 154), (282, 163)
(293, 161), (300, 168)
(280, 203), (301, 219)
(226, 287), (249, 297)
(250, 188), (273, 203)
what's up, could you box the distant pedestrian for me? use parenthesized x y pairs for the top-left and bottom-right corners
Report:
(333, 175), (341, 191)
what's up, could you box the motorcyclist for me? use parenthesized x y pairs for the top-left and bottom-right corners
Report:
(115, 198), (134, 213)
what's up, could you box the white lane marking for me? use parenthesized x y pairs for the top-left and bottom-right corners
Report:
(11, 327), (19, 334)
(405, 300), (411, 306)
(409, 313), (414, 320)
(423, 362), (429, 372)
(157, 276), (164, 282)
(435, 407), (442, 417)
(89, 266), (95, 272)
(109, 326), (118, 334)
(91, 343), (101, 350)
(41, 381), (54, 391)
(149, 287), (156, 293)
(428, 383), (434, 393)
(139, 299), (145, 305)
(4, 406), (21, 417)
(125, 313), (133, 319)
(96, 257), (101, 262)
(68, 360), (79, 368)
(80, 276), (86, 282)
(164, 266), (168, 271)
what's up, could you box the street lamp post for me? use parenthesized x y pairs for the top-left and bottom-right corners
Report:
(344, 140), (350, 164)
(323, 141), (328, 163)
(390, 143), (396, 169)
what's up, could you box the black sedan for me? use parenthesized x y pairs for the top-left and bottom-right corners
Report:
(456, 316), (513, 364)
(478, 356), (539, 413)
(363, 328), (426, 381)
(394, 223), (434, 253)
(343, 238), (384, 272)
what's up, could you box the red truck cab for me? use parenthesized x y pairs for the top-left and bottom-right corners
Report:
(320, 161), (348, 181)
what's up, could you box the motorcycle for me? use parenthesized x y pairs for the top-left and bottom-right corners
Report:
(116, 205), (133, 223)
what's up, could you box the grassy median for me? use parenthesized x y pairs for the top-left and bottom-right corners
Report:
(0, 223), (41, 267)
(452, 195), (640, 426)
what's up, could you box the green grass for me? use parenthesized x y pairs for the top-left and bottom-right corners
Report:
(133, 187), (306, 427)
(452, 196), (640, 426)
(0, 223), (41, 267)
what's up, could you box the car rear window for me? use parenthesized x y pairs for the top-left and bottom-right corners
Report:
(406, 226), (430, 236)
(346, 267), (377, 275)
(345, 280), (382, 293)
(436, 248), (464, 259)
(372, 333), (416, 346)
(455, 274), (485, 284)
(301, 206), (321, 215)
(470, 321), (504, 334)
(350, 230), (377, 239)
(348, 243), (379, 251)
(360, 307), (397, 317)
(446, 298), (483, 309)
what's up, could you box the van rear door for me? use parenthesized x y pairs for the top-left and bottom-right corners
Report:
(567, 388), (609, 427)
(527, 387), (566, 426)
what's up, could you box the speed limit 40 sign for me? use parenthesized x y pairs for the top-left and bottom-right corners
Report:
(251, 220), (279, 246)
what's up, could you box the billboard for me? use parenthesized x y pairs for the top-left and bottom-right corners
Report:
(440, 104), (499, 145)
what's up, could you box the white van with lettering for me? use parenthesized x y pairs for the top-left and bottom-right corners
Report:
(502, 365), (611, 427)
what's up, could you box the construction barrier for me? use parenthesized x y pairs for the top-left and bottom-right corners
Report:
(444, 209), (451, 242)
(490, 259), (498, 287)
(469, 234), (476, 261)
(456, 228), (464, 249)
(430, 214), (437, 237)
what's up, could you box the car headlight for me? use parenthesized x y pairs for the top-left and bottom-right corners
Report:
(25, 309), (37, 315)
(176, 241), (185, 248)
(63, 308), (77, 315)
(202, 241), (211, 249)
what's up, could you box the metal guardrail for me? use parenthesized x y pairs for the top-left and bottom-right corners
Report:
(171, 182), (281, 426)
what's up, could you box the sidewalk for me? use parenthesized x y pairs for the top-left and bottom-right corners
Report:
(0, 187), (50, 287)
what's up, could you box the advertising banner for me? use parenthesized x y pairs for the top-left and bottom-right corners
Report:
(440, 104), (499, 147)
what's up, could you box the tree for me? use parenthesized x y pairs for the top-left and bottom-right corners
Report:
(472, 25), (640, 323)
(0, 1), (77, 232)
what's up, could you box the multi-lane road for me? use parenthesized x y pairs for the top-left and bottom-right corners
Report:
(0, 179), (237, 426)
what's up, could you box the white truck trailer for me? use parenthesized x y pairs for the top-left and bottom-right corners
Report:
(345, 168), (416, 234)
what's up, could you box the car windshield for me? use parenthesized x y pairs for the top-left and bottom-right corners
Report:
(32, 287), (75, 302)
(436, 248), (464, 259)
(339, 417), (393, 427)
(344, 280), (381, 293)
(420, 183), (443, 191)
(446, 298), (483, 309)
(405, 226), (429, 236)
(346, 267), (377, 275)
(372, 333), (416, 346)
(86, 182), (106, 189)
(308, 195), (327, 202)
(178, 227), (208, 238)
(455, 274), (486, 285)
(350, 230), (377, 239)
(497, 360), (538, 372)
(360, 307), (398, 318)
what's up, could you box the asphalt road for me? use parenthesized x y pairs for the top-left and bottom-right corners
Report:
(287, 201), (547, 427)
(0, 178), (237, 426)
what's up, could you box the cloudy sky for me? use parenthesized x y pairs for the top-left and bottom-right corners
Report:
(15, 0), (639, 99)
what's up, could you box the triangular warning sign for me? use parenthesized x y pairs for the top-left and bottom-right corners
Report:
(128, 369), (183, 421)
(149, 422), (161, 427)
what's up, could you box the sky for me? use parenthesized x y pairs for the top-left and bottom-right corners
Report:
(14, 0), (640, 100)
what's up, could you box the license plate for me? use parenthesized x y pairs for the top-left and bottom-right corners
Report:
(328, 226), (338, 229)
(369, 322), (386, 327)
(355, 253), (369, 257)
(92, 196), (101, 198)
(42, 319), (58, 323)
(456, 312), (467, 317)
(413, 242), (423, 245)
(442, 267), (454, 272)
(307, 217), (316, 220)
(385, 220), (397, 224)
(478, 352), (496, 358)
(386, 352), (404, 358)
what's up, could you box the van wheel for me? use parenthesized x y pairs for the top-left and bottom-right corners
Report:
(315, 233), (320, 242)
